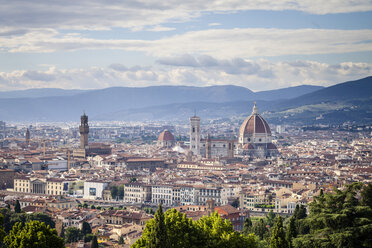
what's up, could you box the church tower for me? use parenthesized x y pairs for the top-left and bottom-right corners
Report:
(190, 115), (200, 155)
(79, 113), (89, 149)
(25, 128), (30, 146)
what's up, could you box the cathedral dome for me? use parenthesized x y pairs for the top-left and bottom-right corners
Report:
(239, 103), (271, 137)
(158, 130), (175, 142)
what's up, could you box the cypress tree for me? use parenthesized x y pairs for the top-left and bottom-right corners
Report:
(148, 204), (169, 248)
(91, 235), (98, 248)
(286, 217), (296, 248)
(270, 216), (288, 248)
(14, 200), (21, 213)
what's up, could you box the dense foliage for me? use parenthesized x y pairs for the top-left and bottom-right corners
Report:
(3, 220), (64, 248)
(292, 182), (372, 248)
(132, 205), (258, 248)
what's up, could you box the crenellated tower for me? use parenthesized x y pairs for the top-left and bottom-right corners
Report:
(79, 113), (89, 149)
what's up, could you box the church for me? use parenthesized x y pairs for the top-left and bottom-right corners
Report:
(237, 103), (279, 157)
(189, 103), (278, 159)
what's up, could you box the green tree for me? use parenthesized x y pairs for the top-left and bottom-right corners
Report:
(293, 182), (372, 248)
(118, 185), (124, 199)
(91, 235), (99, 248)
(243, 217), (253, 235)
(251, 219), (269, 240)
(82, 203), (88, 208)
(84, 233), (94, 242)
(270, 216), (288, 248)
(65, 226), (82, 243)
(266, 210), (276, 227)
(14, 200), (21, 213)
(231, 198), (240, 208)
(28, 212), (55, 228)
(3, 220), (64, 248)
(286, 217), (296, 248)
(91, 205), (96, 209)
(133, 208), (259, 248)
(119, 235), (124, 244)
(0, 213), (6, 243)
(111, 185), (118, 199)
(148, 204), (169, 248)
(361, 183), (372, 208)
(82, 221), (92, 236)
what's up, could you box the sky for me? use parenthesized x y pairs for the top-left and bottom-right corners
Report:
(0, 0), (372, 92)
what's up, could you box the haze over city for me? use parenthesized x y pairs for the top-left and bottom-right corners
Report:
(0, 1), (371, 248)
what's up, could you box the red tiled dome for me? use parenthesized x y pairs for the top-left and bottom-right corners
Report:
(239, 103), (271, 139)
(158, 130), (175, 141)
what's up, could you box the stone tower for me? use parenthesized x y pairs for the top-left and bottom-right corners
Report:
(206, 133), (211, 159)
(190, 115), (200, 155)
(79, 113), (89, 149)
(25, 128), (30, 145)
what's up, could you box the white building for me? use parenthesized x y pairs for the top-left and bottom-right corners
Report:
(83, 180), (109, 200)
(152, 185), (173, 206)
(123, 183), (151, 203)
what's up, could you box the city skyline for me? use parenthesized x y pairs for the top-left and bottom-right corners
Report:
(1, 1), (372, 91)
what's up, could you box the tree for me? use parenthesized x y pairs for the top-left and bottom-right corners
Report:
(361, 183), (372, 208)
(3, 220), (64, 248)
(148, 204), (169, 248)
(111, 186), (118, 199)
(119, 235), (124, 244)
(242, 217), (253, 235)
(293, 182), (372, 248)
(118, 185), (124, 199)
(84, 233), (94, 242)
(0, 213), (6, 243)
(266, 210), (276, 227)
(65, 226), (82, 243)
(14, 200), (21, 213)
(286, 217), (296, 248)
(91, 205), (96, 209)
(91, 235), (99, 248)
(270, 216), (288, 248)
(82, 221), (92, 236)
(251, 219), (268, 240)
(231, 198), (240, 208)
(28, 212), (55, 228)
(82, 203), (88, 208)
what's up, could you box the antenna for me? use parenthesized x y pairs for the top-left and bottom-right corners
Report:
(194, 109), (196, 117)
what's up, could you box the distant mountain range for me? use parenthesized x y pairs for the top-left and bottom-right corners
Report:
(0, 76), (371, 124)
(0, 84), (322, 122)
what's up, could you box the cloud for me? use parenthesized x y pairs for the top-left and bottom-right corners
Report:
(146, 25), (176, 32)
(158, 55), (275, 77)
(0, 1), (370, 34)
(23, 71), (56, 81)
(1, 28), (371, 58)
(208, 23), (221, 26)
(0, 60), (371, 91)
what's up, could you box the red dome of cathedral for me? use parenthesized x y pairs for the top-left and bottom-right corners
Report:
(239, 103), (271, 137)
(158, 130), (175, 141)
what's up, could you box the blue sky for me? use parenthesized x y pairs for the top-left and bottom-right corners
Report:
(0, 1), (371, 91)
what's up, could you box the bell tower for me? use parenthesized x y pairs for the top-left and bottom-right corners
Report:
(79, 112), (89, 149)
(190, 115), (200, 155)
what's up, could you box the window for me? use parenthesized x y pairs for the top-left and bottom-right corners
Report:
(192, 127), (195, 133)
